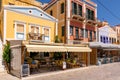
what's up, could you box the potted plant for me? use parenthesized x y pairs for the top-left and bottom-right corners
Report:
(3, 44), (11, 73)
(55, 35), (61, 43)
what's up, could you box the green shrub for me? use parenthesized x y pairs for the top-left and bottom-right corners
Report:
(3, 44), (11, 63)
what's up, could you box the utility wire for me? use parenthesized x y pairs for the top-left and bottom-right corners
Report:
(96, 0), (120, 21)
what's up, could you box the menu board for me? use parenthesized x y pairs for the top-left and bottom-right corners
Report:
(21, 64), (30, 77)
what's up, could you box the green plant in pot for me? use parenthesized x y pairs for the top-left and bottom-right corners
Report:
(55, 35), (61, 43)
(3, 44), (11, 73)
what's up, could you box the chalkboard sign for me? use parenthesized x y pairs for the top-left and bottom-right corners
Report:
(21, 64), (30, 77)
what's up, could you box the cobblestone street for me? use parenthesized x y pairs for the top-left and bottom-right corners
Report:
(1, 63), (120, 80)
(23, 62), (120, 80)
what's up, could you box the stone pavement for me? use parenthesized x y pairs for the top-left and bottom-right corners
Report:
(23, 62), (120, 80)
(0, 72), (20, 80)
(1, 63), (120, 80)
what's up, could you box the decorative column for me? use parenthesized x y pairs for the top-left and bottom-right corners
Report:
(83, 1), (86, 40)
(55, 20), (58, 36)
(66, 0), (71, 43)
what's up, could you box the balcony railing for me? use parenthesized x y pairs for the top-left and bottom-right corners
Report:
(72, 14), (85, 21)
(68, 39), (82, 44)
(28, 32), (45, 43)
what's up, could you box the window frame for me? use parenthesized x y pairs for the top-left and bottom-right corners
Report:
(86, 8), (94, 20)
(61, 26), (65, 36)
(72, 2), (77, 15)
(75, 27), (79, 39)
(50, 10), (53, 16)
(78, 5), (82, 16)
(14, 22), (26, 40)
(42, 27), (51, 42)
(61, 3), (65, 14)
(85, 29), (88, 38)
(70, 26), (73, 36)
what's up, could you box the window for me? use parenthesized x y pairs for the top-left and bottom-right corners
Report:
(30, 25), (39, 33)
(109, 37), (111, 43)
(16, 24), (25, 40)
(81, 28), (84, 37)
(75, 27), (79, 39)
(106, 37), (108, 43)
(90, 31), (92, 41)
(72, 2), (77, 15)
(61, 26), (64, 36)
(85, 29), (88, 38)
(50, 10), (53, 16)
(70, 26), (73, 35)
(103, 37), (105, 43)
(43, 27), (50, 42)
(94, 31), (96, 39)
(86, 8), (94, 20)
(61, 3), (64, 14)
(78, 5), (82, 16)
(100, 36), (102, 42)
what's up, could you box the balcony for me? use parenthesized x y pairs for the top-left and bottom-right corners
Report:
(28, 32), (45, 43)
(68, 39), (82, 44)
(88, 37), (96, 42)
(72, 14), (85, 21)
(86, 18), (98, 26)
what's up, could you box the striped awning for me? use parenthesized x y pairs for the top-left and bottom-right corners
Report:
(66, 46), (92, 52)
(26, 44), (92, 52)
(26, 45), (67, 52)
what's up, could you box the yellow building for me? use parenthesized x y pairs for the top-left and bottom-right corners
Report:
(0, 0), (43, 41)
(2, 5), (58, 43)
(0, 5), (58, 72)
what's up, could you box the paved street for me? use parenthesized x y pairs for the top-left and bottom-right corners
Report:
(23, 62), (120, 80)
(0, 72), (20, 80)
(1, 63), (120, 80)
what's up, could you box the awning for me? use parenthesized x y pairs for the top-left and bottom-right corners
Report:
(66, 46), (92, 52)
(89, 42), (120, 49)
(26, 45), (67, 52)
(26, 44), (92, 52)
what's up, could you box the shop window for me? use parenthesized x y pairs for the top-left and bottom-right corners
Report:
(61, 3), (64, 14)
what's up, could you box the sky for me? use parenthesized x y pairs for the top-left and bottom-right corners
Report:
(38, 0), (120, 26)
